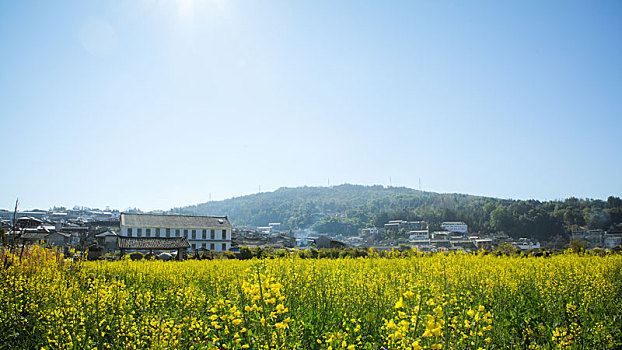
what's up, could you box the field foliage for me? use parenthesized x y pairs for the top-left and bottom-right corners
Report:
(1, 247), (621, 349)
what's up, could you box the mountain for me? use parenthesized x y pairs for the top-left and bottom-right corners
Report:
(172, 184), (622, 242)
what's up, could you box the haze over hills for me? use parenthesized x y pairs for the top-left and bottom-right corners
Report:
(173, 184), (622, 242)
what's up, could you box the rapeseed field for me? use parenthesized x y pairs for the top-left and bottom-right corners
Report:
(1, 247), (621, 349)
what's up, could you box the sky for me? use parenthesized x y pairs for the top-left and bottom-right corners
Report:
(1, 1), (621, 211)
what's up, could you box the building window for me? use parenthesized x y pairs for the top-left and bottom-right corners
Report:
(146, 228), (151, 237)
(156, 228), (160, 237)
(127, 228), (132, 236)
(192, 230), (196, 239)
(192, 243), (196, 250)
(166, 228), (170, 238)
(221, 243), (226, 251)
(210, 230), (215, 240)
(176, 229), (180, 237)
(184, 229), (188, 237)
(137, 228), (142, 237)
(210, 243), (215, 250)
(222, 230), (226, 240)
(203, 243), (207, 249)
(202, 229), (206, 239)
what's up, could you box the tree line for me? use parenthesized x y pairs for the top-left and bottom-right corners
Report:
(175, 185), (622, 242)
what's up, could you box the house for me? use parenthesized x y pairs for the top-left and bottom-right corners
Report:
(513, 238), (541, 250)
(49, 212), (68, 222)
(16, 217), (43, 229)
(120, 213), (233, 252)
(16, 210), (47, 219)
(441, 222), (468, 234)
(451, 240), (478, 252)
(472, 238), (493, 251)
(361, 227), (380, 237)
(19, 230), (49, 244)
(95, 231), (118, 253)
(0, 210), (12, 220)
(384, 221), (401, 232)
(116, 236), (190, 259)
(408, 230), (430, 240)
(45, 231), (77, 247)
(603, 233), (622, 249)
(431, 231), (451, 240)
(313, 235), (346, 249)
(571, 229), (605, 248)
(384, 220), (428, 233)
(256, 226), (272, 234)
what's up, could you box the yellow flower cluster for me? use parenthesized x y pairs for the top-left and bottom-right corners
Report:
(1, 246), (621, 349)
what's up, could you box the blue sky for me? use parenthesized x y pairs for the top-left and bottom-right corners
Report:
(1, 1), (621, 211)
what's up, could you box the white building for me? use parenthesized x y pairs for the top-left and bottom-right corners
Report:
(513, 238), (541, 250)
(441, 222), (468, 234)
(604, 234), (622, 249)
(257, 226), (272, 234)
(361, 227), (380, 236)
(385, 220), (428, 232)
(120, 213), (233, 252)
(409, 230), (430, 240)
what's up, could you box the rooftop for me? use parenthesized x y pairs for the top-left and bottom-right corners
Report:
(117, 236), (190, 250)
(121, 213), (233, 229)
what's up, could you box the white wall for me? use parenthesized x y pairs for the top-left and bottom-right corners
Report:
(120, 225), (231, 250)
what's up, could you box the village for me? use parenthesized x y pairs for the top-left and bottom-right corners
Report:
(2, 207), (621, 260)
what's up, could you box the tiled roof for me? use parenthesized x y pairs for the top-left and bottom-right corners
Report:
(95, 230), (117, 237)
(116, 236), (190, 250)
(48, 232), (71, 238)
(20, 232), (49, 241)
(121, 213), (233, 229)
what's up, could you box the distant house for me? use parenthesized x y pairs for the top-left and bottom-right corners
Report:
(472, 238), (493, 251)
(19, 231), (49, 244)
(409, 230), (430, 240)
(16, 211), (47, 219)
(384, 220), (428, 233)
(16, 217), (43, 229)
(441, 222), (468, 234)
(431, 231), (451, 240)
(451, 240), (478, 252)
(603, 233), (622, 249)
(95, 231), (118, 253)
(256, 226), (272, 234)
(45, 231), (77, 247)
(59, 226), (89, 236)
(571, 229), (605, 248)
(120, 213), (233, 252)
(256, 223), (282, 235)
(513, 238), (541, 250)
(0, 210), (12, 220)
(313, 235), (346, 249)
(49, 212), (68, 222)
(361, 227), (380, 237)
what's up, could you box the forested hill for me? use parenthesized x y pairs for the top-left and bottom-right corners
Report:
(173, 184), (622, 241)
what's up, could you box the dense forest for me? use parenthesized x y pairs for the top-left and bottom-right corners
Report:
(174, 184), (622, 242)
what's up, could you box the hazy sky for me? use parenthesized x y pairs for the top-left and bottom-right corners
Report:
(1, 1), (621, 211)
